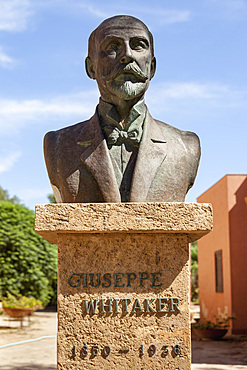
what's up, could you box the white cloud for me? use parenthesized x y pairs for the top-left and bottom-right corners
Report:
(77, 3), (109, 18)
(33, 1), (191, 24)
(0, 90), (99, 135)
(146, 81), (247, 117)
(0, 0), (33, 32)
(0, 151), (21, 173)
(149, 82), (230, 100)
(1, 82), (246, 136)
(0, 46), (16, 68)
(0, 0), (192, 34)
(37, 0), (110, 19)
(78, 5), (192, 24)
(0, 0), (106, 34)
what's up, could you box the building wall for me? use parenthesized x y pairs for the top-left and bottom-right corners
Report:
(197, 175), (247, 334)
(227, 175), (247, 334)
(197, 176), (232, 327)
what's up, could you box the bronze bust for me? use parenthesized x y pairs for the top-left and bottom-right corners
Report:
(44, 15), (200, 203)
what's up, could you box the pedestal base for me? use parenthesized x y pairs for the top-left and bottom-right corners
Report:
(35, 202), (212, 369)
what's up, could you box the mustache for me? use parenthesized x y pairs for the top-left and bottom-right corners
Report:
(102, 63), (148, 82)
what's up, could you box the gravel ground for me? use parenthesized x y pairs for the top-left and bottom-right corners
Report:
(1, 311), (247, 369)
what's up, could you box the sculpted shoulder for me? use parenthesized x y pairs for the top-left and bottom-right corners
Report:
(180, 129), (201, 190)
(181, 127), (200, 153)
(153, 119), (201, 190)
(44, 119), (90, 148)
(154, 118), (200, 156)
(43, 119), (91, 184)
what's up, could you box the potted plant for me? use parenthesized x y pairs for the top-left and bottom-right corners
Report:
(192, 316), (235, 340)
(1, 292), (43, 327)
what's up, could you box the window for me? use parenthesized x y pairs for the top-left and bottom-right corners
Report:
(215, 250), (223, 292)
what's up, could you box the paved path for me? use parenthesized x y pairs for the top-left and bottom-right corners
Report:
(192, 339), (247, 370)
(0, 312), (56, 369)
(1, 311), (247, 369)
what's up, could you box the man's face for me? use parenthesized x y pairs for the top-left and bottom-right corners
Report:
(92, 24), (155, 101)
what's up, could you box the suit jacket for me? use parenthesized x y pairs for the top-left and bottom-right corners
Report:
(44, 109), (200, 203)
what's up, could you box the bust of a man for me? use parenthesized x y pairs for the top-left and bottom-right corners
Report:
(44, 15), (200, 203)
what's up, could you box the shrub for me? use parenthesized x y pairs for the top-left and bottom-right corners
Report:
(0, 201), (57, 306)
(2, 292), (42, 309)
(191, 241), (199, 303)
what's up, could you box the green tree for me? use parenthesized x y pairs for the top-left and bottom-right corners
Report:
(0, 201), (57, 306)
(47, 193), (56, 203)
(0, 186), (20, 204)
(191, 241), (199, 303)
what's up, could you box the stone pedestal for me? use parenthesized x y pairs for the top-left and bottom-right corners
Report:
(35, 202), (212, 370)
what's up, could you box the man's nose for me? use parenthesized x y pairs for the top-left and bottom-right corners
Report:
(120, 42), (134, 63)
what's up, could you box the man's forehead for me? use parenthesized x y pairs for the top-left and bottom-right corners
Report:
(88, 16), (154, 57)
(97, 25), (150, 43)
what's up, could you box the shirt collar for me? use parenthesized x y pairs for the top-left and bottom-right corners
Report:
(97, 98), (146, 131)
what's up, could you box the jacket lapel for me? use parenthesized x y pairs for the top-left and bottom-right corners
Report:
(79, 113), (121, 202)
(130, 111), (167, 202)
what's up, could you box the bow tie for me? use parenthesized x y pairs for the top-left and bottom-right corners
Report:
(103, 126), (142, 147)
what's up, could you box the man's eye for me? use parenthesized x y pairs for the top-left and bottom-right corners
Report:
(106, 43), (121, 54)
(131, 40), (148, 51)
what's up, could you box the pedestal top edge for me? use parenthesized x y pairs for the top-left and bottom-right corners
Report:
(34, 202), (212, 244)
(35, 201), (212, 213)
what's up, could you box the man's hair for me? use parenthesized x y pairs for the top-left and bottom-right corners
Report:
(88, 15), (154, 60)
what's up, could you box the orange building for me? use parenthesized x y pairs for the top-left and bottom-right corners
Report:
(197, 174), (247, 334)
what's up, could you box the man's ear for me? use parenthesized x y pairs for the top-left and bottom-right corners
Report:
(85, 56), (95, 79)
(150, 57), (156, 80)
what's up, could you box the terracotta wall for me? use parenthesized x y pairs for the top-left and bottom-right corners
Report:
(197, 176), (232, 327)
(227, 176), (247, 333)
(197, 175), (247, 333)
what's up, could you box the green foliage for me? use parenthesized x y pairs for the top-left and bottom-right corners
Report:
(0, 201), (57, 306)
(0, 186), (20, 204)
(47, 193), (56, 203)
(191, 241), (199, 303)
(2, 292), (42, 309)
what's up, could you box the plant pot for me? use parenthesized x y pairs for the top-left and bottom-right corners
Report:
(2, 306), (34, 318)
(193, 327), (228, 340)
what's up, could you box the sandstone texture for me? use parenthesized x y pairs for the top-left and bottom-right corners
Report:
(57, 234), (190, 369)
(34, 202), (212, 369)
(35, 202), (212, 244)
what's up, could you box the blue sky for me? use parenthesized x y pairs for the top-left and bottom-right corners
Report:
(0, 0), (247, 209)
